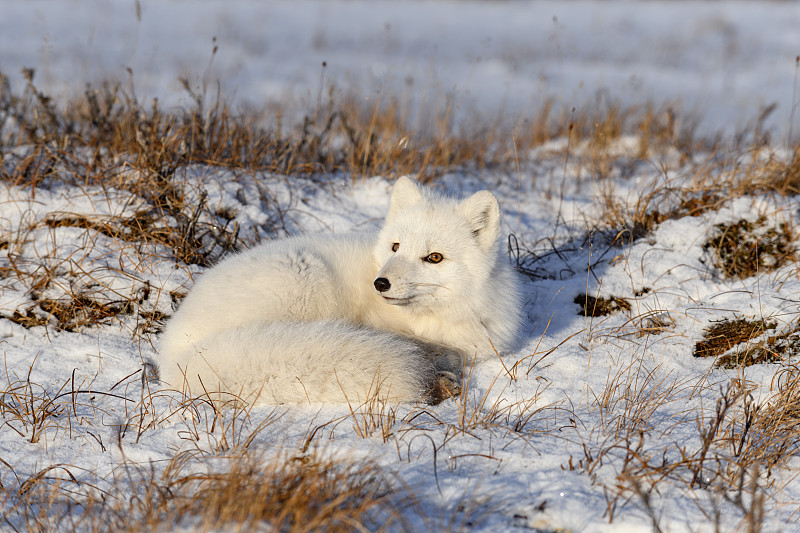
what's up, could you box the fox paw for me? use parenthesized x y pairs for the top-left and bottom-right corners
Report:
(425, 371), (462, 405)
(421, 344), (464, 374)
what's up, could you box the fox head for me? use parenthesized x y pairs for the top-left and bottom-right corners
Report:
(373, 177), (502, 310)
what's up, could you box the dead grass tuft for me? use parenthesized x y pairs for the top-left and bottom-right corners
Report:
(711, 322), (800, 369)
(716, 331), (800, 369)
(693, 317), (777, 364)
(597, 180), (726, 244)
(42, 198), (241, 267)
(0, 366), (69, 444)
(0, 357), (418, 531)
(3, 448), (413, 532)
(763, 146), (800, 194)
(574, 293), (631, 317)
(703, 217), (796, 279)
(0, 356), (138, 445)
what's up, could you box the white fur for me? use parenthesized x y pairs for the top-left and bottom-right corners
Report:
(158, 177), (523, 404)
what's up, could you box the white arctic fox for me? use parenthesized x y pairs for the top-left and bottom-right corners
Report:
(158, 177), (523, 405)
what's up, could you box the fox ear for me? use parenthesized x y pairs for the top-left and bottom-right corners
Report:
(460, 190), (500, 250)
(387, 176), (423, 221)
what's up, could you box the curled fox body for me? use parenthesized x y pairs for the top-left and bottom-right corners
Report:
(158, 177), (523, 404)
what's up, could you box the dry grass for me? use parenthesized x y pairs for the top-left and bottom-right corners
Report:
(0, 359), (415, 532)
(2, 447), (416, 532)
(0, 69), (706, 187)
(693, 318), (800, 369)
(597, 186), (726, 244)
(574, 293), (631, 317)
(0, 356), (139, 447)
(452, 361), (553, 440)
(703, 217), (796, 280)
(694, 318), (777, 361)
(0, 359), (507, 532)
(555, 206), (800, 530)
(591, 144), (800, 245)
(570, 358), (800, 531)
(0, 217), (175, 335)
(0, 68), (733, 338)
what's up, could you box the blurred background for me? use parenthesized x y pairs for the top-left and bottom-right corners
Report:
(2, 0), (798, 140)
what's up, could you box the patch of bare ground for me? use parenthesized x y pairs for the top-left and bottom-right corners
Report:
(574, 293), (631, 317)
(694, 317), (800, 368)
(703, 217), (796, 280)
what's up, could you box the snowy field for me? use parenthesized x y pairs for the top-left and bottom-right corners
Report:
(2, 1), (800, 532)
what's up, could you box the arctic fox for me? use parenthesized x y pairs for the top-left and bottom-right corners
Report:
(158, 177), (523, 405)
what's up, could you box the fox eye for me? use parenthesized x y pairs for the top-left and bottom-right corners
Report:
(391, 243), (399, 252)
(425, 252), (444, 264)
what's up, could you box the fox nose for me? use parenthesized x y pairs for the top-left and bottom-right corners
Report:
(374, 277), (391, 292)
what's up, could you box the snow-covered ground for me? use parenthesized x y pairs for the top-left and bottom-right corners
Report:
(2, 1), (800, 531)
(2, 0), (799, 137)
(3, 143), (800, 531)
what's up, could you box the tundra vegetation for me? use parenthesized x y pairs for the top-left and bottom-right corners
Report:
(1, 70), (800, 531)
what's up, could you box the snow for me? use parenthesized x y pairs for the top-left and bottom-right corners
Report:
(3, 1), (800, 531)
(3, 162), (799, 530)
